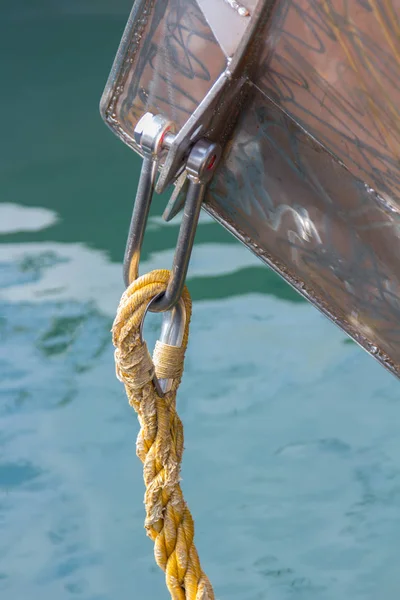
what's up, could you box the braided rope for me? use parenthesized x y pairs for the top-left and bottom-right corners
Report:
(112, 269), (214, 600)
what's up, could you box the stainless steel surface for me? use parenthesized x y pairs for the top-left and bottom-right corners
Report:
(259, 0), (400, 209)
(100, 0), (274, 192)
(100, 0), (400, 378)
(198, 0), (259, 56)
(205, 91), (400, 377)
(155, 71), (230, 192)
(155, 0), (273, 192)
(100, 0), (227, 144)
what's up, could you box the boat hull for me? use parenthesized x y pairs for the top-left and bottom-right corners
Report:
(101, 0), (400, 377)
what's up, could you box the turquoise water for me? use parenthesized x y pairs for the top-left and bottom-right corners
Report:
(1, 3), (400, 599)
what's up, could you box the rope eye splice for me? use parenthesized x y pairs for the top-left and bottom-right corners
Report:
(112, 113), (221, 599)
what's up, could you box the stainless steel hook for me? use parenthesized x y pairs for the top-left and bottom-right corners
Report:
(123, 113), (221, 396)
(123, 113), (221, 312)
(123, 113), (175, 287)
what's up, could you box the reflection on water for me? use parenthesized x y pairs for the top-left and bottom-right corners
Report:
(0, 205), (58, 234)
(1, 202), (400, 600)
(1, 3), (400, 600)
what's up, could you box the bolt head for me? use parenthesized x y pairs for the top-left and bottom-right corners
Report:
(134, 113), (175, 156)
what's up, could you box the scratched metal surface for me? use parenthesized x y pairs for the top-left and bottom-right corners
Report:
(260, 0), (400, 206)
(206, 93), (400, 375)
(100, 0), (400, 376)
(100, 0), (227, 141)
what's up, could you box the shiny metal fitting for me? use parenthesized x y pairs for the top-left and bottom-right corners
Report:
(186, 139), (222, 184)
(134, 112), (175, 157)
(124, 114), (221, 314)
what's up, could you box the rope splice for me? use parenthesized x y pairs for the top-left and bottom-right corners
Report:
(112, 269), (214, 600)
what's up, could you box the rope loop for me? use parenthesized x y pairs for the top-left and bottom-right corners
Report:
(112, 269), (214, 600)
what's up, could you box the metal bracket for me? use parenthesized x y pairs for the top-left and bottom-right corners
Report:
(154, 0), (273, 198)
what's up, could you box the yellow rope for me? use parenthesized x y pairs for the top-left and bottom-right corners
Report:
(112, 269), (214, 600)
